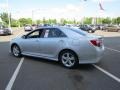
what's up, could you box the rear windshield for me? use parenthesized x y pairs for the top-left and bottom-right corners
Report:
(68, 28), (87, 36)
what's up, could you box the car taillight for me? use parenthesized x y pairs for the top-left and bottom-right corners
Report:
(90, 39), (102, 47)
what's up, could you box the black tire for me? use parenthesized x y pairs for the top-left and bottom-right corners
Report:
(8, 33), (12, 35)
(59, 50), (78, 69)
(91, 30), (95, 33)
(11, 44), (22, 57)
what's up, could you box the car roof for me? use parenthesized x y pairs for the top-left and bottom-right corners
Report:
(37, 26), (58, 29)
(34, 26), (89, 38)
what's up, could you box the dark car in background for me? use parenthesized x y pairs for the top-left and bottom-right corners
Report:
(104, 25), (120, 32)
(31, 24), (38, 30)
(0, 25), (12, 35)
(99, 25), (106, 30)
(79, 25), (96, 33)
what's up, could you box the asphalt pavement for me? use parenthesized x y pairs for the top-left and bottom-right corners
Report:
(0, 29), (120, 90)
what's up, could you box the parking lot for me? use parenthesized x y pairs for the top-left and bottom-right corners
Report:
(0, 29), (120, 90)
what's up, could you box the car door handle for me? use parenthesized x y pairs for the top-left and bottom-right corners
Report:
(59, 40), (64, 43)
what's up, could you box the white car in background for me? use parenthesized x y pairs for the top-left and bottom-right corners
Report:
(24, 25), (33, 31)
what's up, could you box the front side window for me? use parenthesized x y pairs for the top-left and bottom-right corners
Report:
(26, 30), (40, 38)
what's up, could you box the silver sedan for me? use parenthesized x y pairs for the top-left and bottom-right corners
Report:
(10, 26), (104, 68)
(0, 25), (12, 35)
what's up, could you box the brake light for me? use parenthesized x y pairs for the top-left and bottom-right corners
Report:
(90, 39), (102, 47)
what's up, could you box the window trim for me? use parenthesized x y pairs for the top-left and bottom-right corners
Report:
(44, 28), (67, 38)
(25, 29), (44, 39)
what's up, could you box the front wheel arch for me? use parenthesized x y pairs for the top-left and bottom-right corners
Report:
(11, 43), (19, 51)
(11, 43), (22, 57)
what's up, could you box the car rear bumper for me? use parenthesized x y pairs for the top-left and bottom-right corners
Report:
(78, 46), (104, 64)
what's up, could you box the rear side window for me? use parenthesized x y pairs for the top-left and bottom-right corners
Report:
(48, 28), (66, 38)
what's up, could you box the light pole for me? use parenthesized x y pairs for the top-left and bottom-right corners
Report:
(32, 10), (34, 24)
(6, 0), (11, 28)
(32, 9), (42, 24)
(32, 9), (38, 24)
(14, 11), (21, 28)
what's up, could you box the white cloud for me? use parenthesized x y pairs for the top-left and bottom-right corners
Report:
(0, 3), (8, 9)
(11, 2), (119, 20)
(90, 9), (120, 18)
(12, 4), (84, 20)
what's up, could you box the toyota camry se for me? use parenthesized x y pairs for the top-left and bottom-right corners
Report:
(10, 26), (104, 68)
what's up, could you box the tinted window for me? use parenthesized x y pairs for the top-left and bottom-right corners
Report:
(40, 29), (46, 37)
(26, 29), (44, 38)
(26, 30), (40, 38)
(48, 28), (66, 38)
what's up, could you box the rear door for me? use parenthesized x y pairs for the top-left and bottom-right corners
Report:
(39, 28), (67, 58)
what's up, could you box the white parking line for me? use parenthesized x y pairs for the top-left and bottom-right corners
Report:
(5, 57), (24, 90)
(93, 64), (120, 83)
(105, 47), (120, 53)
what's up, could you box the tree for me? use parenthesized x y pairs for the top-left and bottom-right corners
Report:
(96, 18), (103, 24)
(73, 19), (77, 24)
(60, 18), (67, 25)
(48, 19), (57, 24)
(42, 17), (47, 24)
(52, 19), (57, 24)
(11, 19), (19, 27)
(0, 12), (10, 26)
(102, 17), (111, 24)
(83, 17), (92, 24)
(116, 17), (120, 24)
(19, 18), (32, 26)
(111, 18), (117, 24)
(36, 20), (42, 24)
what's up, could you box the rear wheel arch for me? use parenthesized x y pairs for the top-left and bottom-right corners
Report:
(58, 49), (79, 68)
(58, 49), (79, 61)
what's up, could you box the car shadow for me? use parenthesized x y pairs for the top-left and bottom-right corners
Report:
(24, 56), (62, 67)
(0, 34), (12, 36)
(23, 55), (94, 71)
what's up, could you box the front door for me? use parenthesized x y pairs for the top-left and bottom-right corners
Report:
(20, 29), (43, 55)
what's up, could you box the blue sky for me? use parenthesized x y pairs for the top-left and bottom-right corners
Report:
(0, 0), (120, 19)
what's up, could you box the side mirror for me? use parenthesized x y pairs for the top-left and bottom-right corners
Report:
(22, 35), (26, 39)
